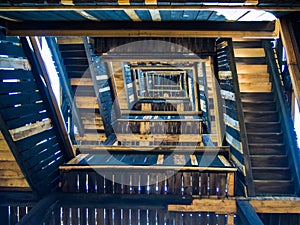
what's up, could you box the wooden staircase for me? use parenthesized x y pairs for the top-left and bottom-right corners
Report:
(57, 37), (106, 144)
(233, 39), (294, 195)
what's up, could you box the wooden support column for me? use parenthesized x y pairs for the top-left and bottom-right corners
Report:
(279, 17), (300, 111)
(237, 200), (264, 225)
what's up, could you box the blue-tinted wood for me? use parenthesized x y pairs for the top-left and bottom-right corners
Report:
(0, 41), (25, 57)
(86, 10), (131, 21)
(196, 10), (213, 20)
(16, 129), (57, 151)
(182, 10), (199, 21)
(0, 70), (33, 80)
(0, 102), (44, 121)
(135, 10), (152, 21)
(21, 137), (59, 160)
(0, 80), (38, 94)
(0, 92), (42, 108)
(5, 111), (49, 129)
(237, 200), (264, 225)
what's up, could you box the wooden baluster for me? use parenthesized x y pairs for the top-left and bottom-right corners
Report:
(174, 172), (183, 195)
(131, 209), (138, 225)
(19, 206), (27, 221)
(80, 208), (87, 225)
(183, 172), (192, 195)
(140, 210), (147, 225)
(167, 172), (175, 194)
(88, 172), (96, 193)
(96, 208), (104, 225)
(9, 207), (18, 225)
(114, 172), (123, 194)
(123, 173), (131, 194)
(149, 209), (157, 225)
(200, 173), (208, 196)
(199, 213), (208, 225)
(78, 171), (87, 193)
(140, 172), (147, 194)
(72, 208), (79, 225)
(114, 209), (121, 225)
(122, 209), (130, 225)
(105, 172), (113, 194)
(157, 209), (166, 225)
(184, 213), (192, 225)
(192, 172), (200, 195)
(227, 172), (235, 197)
(217, 214), (226, 225)
(88, 208), (95, 225)
(210, 173), (217, 196)
(219, 173), (227, 198)
(132, 173), (139, 194)
(62, 208), (71, 225)
(96, 173), (105, 194)
(61, 171), (77, 192)
(209, 212), (217, 225)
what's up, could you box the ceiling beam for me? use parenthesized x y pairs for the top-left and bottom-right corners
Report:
(4, 20), (278, 38)
(0, 5), (299, 11)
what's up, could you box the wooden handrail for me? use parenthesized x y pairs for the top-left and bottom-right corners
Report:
(222, 39), (255, 197)
(263, 40), (300, 195)
(21, 37), (75, 159)
(45, 37), (85, 137)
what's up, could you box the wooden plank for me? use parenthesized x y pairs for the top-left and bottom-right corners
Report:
(227, 172), (235, 197)
(70, 78), (93, 86)
(0, 178), (29, 187)
(168, 199), (237, 214)
(236, 64), (268, 74)
(5, 20), (278, 38)
(75, 96), (98, 109)
(115, 134), (203, 142)
(249, 199), (300, 213)
(0, 57), (31, 70)
(234, 48), (265, 57)
(9, 119), (52, 141)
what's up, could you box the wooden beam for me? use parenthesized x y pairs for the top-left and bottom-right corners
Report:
(74, 145), (230, 153)
(59, 164), (237, 172)
(115, 133), (203, 142)
(249, 198), (300, 214)
(168, 199), (236, 214)
(237, 200), (264, 225)
(279, 17), (300, 110)
(9, 119), (52, 141)
(5, 21), (278, 38)
(0, 5), (299, 11)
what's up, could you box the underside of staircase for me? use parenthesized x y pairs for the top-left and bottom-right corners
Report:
(233, 39), (295, 196)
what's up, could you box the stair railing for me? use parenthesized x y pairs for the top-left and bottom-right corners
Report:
(263, 40), (300, 195)
(216, 38), (255, 197)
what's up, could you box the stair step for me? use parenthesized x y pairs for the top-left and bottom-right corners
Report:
(249, 143), (286, 155)
(247, 132), (283, 144)
(233, 40), (262, 48)
(236, 64), (268, 74)
(246, 122), (281, 133)
(251, 155), (288, 167)
(254, 180), (294, 195)
(241, 92), (274, 101)
(239, 82), (272, 93)
(234, 48), (265, 58)
(238, 73), (270, 83)
(252, 167), (291, 180)
(242, 101), (276, 111)
(244, 111), (278, 122)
